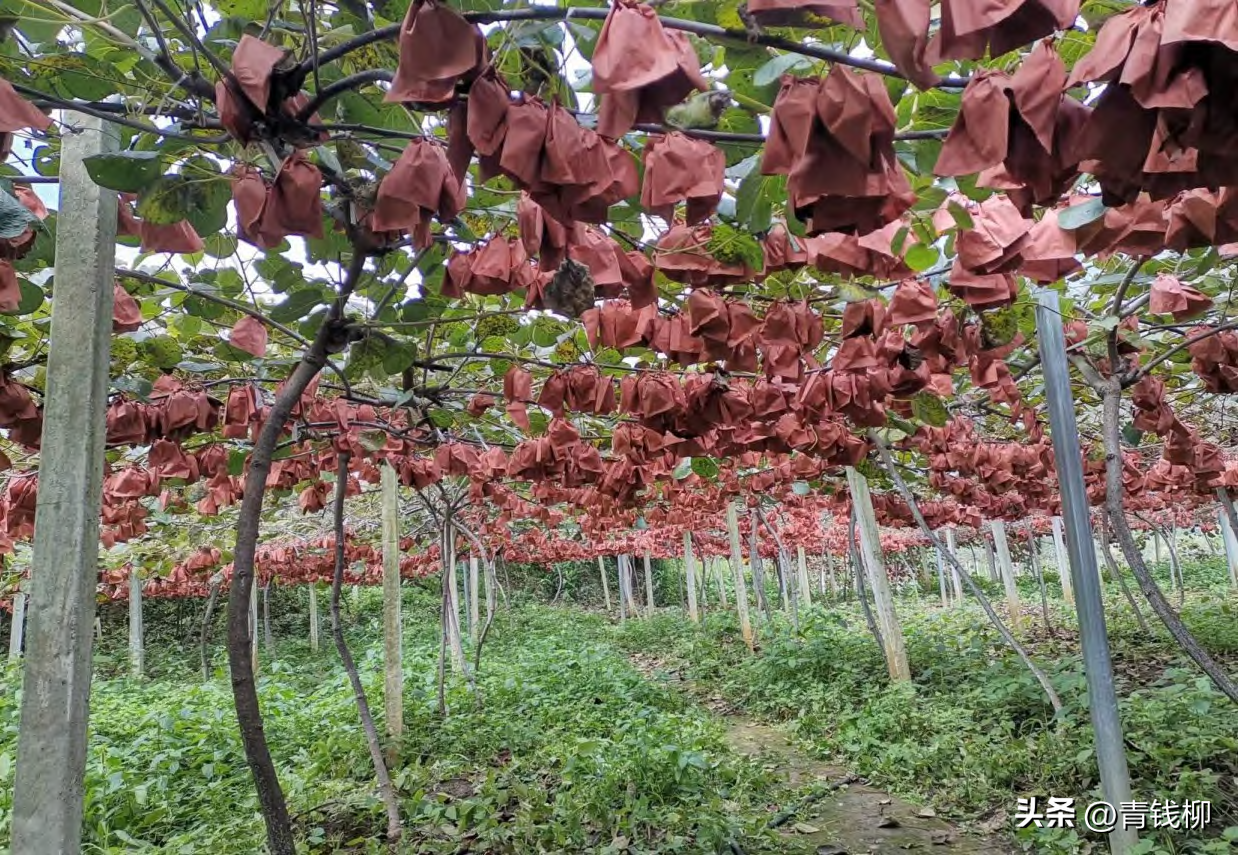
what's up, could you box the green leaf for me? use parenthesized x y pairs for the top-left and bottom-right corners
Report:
(904, 243), (939, 272)
(1121, 423), (1142, 448)
(690, 458), (719, 480)
(980, 306), (1020, 347)
(179, 156), (231, 238)
(113, 375), (153, 401)
(735, 174), (781, 234)
(754, 53), (810, 88)
(136, 176), (196, 226)
(1057, 198), (1108, 230)
(381, 340), (417, 375)
(946, 200), (974, 230)
(269, 289), (324, 324)
(82, 151), (163, 193)
(14, 280), (43, 315)
(0, 187), (37, 240)
(910, 392), (949, 428)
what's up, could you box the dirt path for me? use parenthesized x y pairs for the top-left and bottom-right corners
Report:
(629, 652), (1016, 855)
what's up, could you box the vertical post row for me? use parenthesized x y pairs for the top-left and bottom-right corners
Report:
(1035, 289), (1136, 855)
(12, 113), (119, 855)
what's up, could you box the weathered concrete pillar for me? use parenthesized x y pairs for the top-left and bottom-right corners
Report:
(1051, 517), (1074, 606)
(12, 112), (119, 855)
(381, 464), (403, 750)
(796, 546), (812, 608)
(129, 568), (144, 678)
(991, 520), (1022, 631)
(643, 551), (655, 616)
(597, 556), (611, 611)
(726, 503), (754, 650)
(309, 584), (320, 652)
(846, 467), (910, 681)
(684, 533), (699, 623)
(7, 588), (26, 661)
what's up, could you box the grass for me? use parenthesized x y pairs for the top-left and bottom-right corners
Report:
(610, 570), (1238, 855)
(0, 587), (785, 854)
(2, 559), (1237, 854)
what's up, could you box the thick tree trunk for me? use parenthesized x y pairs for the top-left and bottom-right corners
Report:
(227, 355), (328, 855)
(329, 451), (401, 843)
(223, 248), (364, 853)
(1098, 380), (1238, 704)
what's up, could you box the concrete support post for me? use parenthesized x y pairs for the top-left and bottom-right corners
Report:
(944, 527), (963, 603)
(846, 467), (910, 681)
(129, 568), (143, 678)
(7, 589), (26, 661)
(12, 113), (119, 855)
(991, 521), (1022, 631)
(796, 546), (812, 608)
(380, 464), (403, 750)
(726, 503), (754, 651)
(643, 551), (655, 616)
(1051, 517), (1074, 606)
(309, 585), (320, 652)
(598, 556), (611, 611)
(684, 533), (698, 623)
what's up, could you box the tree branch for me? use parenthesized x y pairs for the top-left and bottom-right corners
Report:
(299, 8), (970, 89)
